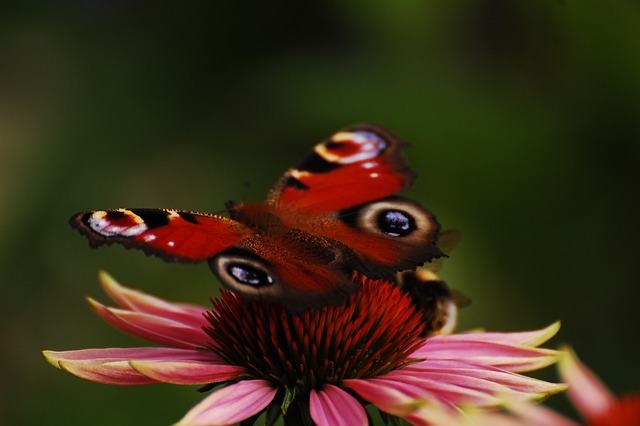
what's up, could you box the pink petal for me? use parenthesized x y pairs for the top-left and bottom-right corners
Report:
(56, 360), (158, 385)
(177, 380), (277, 425)
(384, 368), (565, 411)
(446, 322), (561, 347)
(130, 360), (246, 385)
(344, 377), (439, 416)
(558, 348), (616, 421)
(413, 339), (560, 372)
(450, 321), (560, 347)
(310, 385), (367, 426)
(98, 271), (209, 329)
(390, 370), (520, 402)
(445, 410), (546, 426)
(347, 357), (566, 421)
(402, 400), (464, 426)
(43, 347), (217, 385)
(43, 347), (216, 362)
(346, 377), (470, 425)
(506, 399), (580, 426)
(405, 360), (567, 396)
(368, 373), (503, 406)
(88, 298), (209, 349)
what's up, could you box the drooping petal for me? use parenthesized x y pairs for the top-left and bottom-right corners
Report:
(363, 373), (503, 406)
(558, 347), (616, 421)
(130, 360), (246, 385)
(309, 384), (367, 426)
(176, 380), (277, 426)
(403, 399), (466, 426)
(44, 347), (217, 363)
(43, 347), (218, 385)
(98, 271), (209, 329)
(345, 376), (441, 416)
(445, 322), (561, 347)
(57, 359), (159, 385)
(503, 399), (581, 426)
(404, 359), (567, 396)
(412, 338), (560, 372)
(426, 405), (563, 426)
(382, 368), (563, 405)
(87, 298), (209, 349)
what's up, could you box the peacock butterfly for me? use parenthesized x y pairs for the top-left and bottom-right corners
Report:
(70, 124), (444, 313)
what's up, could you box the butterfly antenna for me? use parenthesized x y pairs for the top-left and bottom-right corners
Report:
(214, 180), (252, 217)
(218, 201), (234, 215)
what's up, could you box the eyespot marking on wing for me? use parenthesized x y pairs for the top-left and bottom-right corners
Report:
(377, 210), (416, 237)
(85, 209), (149, 238)
(209, 248), (279, 297)
(338, 198), (437, 240)
(314, 130), (387, 165)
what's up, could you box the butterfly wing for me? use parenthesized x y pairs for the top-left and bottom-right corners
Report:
(68, 125), (443, 313)
(268, 124), (444, 278)
(70, 207), (357, 312)
(69, 208), (251, 262)
(267, 124), (416, 214)
(209, 238), (359, 314)
(422, 229), (461, 272)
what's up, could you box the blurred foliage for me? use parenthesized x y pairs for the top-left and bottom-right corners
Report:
(1, 1), (639, 425)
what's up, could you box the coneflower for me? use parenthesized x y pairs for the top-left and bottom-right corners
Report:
(44, 272), (565, 425)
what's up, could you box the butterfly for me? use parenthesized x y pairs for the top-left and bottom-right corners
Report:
(70, 124), (444, 313)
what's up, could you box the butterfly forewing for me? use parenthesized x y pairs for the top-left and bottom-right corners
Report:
(69, 208), (251, 262)
(268, 125), (416, 214)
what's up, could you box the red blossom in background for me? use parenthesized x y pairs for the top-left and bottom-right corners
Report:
(434, 348), (640, 426)
(501, 348), (640, 426)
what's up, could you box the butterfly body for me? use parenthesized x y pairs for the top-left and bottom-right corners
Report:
(71, 125), (444, 313)
(398, 269), (459, 337)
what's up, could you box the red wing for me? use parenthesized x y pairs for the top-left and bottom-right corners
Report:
(267, 124), (417, 214)
(259, 249), (360, 313)
(209, 238), (360, 314)
(69, 208), (251, 262)
(322, 216), (444, 280)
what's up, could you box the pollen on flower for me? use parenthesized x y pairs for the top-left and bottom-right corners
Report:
(203, 276), (426, 392)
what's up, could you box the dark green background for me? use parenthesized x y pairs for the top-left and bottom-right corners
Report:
(2, 1), (638, 424)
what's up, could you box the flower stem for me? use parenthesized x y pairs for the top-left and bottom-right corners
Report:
(283, 401), (314, 426)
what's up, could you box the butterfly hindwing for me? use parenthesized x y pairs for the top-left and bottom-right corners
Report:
(69, 208), (251, 262)
(209, 241), (359, 314)
(330, 196), (444, 277)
